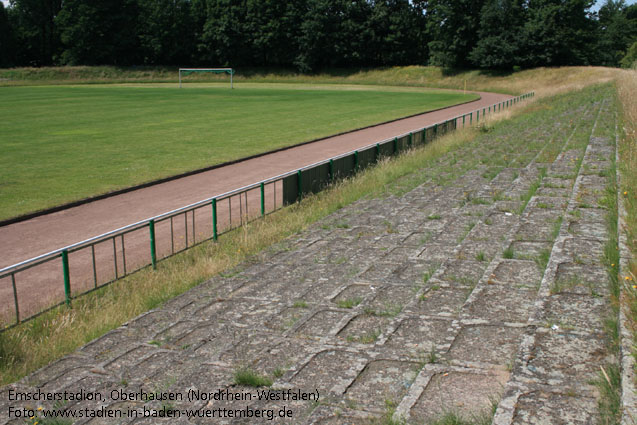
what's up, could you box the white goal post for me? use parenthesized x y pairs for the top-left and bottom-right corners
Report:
(178, 68), (234, 89)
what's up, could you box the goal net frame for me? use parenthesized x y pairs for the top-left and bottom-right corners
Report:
(178, 68), (234, 89)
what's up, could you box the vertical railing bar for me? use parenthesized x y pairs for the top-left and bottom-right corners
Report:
(229, 196), (232, 228)
(62, 250), (71, 307)
(112, 237), (118, 279)
(170, 216), (175, 255)
(11, 273), (19, 324)
(239, 192), (243, 225)
(184, 212), (188, 248)
(260, 182), (265, 217)
(121, 234), (126, 276)
(91, 245), (97, 288)
(212, 199), (218, 241)
(149, 220), (157, 270)
(192, 209), (196, 244)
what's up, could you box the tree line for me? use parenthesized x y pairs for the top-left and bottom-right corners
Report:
(0, 0), (636, 71)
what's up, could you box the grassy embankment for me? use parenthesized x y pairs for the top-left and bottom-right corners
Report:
(0, 66), (634, 393)
(617, 72), (637, 385)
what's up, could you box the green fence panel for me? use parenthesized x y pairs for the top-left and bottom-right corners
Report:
(282, 174), (299, 205)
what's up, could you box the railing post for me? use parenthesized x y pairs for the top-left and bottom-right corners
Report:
(297, 170), (302, 201)
(470, 112), (472, 125)
(434, 124), (438, 138)
(11, 274), (19, 324)
(393, 137), (397, 154)
(408, 132), (412, 148)
(62, 250), (71, 307)
(212, 198), (218, 241)
(477, 110), (480, 122)
(423, 128), (427, 144)
(329, 158), (334, 181)
(149, 220), (157, 270)
(260, 182), (265, 216)
(463, 115), (466, 127)
(375, 143), (380, 162)
(354, 150), (359, 171)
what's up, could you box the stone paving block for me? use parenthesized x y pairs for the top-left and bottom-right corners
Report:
(331, 284), (375, 306)
(401, 231), (435, 247)
(125, 310), (178, 337)
(294, 310), (348, 338)
(538, 293), (610, 332)
(337, 313), (390, 345)
(448, 325), (523, 368)
(434, 217), (480, 245)
(80, 329), (136, 361)
(217, 331), (281, 367)
(535, 187), (571, 198)
(490, 260), (542, 290)
(515, 222), (556, 242)
(368, 285), (418, 310)
(409, 370), (508, 423)
(345, 360), (419, 410)
(529, 196), (569, 210)
(561, 237), (605, 265)
(406, 285), (469, 318)
(567, 218), (607, 240)
(418, 243), (455, 262)
(168, 323), (218, 350)
(507, 241), (553, 258)
(462, 286), (536, 324)
(553, 262), (610, 296)
(291, 350), (365, 394)
(104, 346), (157, 374)
(511, 390), (599, 424)
(439, 260), (486, 288)
(384, 316), (453, 356)
(457, 240), (500, 262)
(495, 200), (523, 214)
(265, 306), (310, 333)
(381, 246), (422, 262)
(253, 339), (318, 377)
(523, 328), (607, 386)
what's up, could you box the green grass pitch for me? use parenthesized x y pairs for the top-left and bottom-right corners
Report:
(0, 83), (477, 220)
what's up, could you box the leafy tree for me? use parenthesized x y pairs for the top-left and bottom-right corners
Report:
(7, 0), (62, 65)
(370, 0), (427, 66)
(244, 0), (306, 67)
(294, 0), (357, 72)
(621, 40), (637, 68)
(469, 0), (526, 69)
(596, 0), (637, 66)
(0, 3), (16, 66)
(426, 0), (486, 68)
(137, 0), (195, 65)
(56, 0), (139, 65)
(200, 0), (252, 66)
(521, 0), (597, 67)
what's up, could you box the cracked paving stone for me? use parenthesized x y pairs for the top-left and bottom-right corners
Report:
(407, 285), (469, 317)
(511, 390), (599, 424)
(448, 325), (523, 367)
(384, 316), (452, 355)
(524, 328), (607, 386)
(462, 286), (536, 324)
(294, 310), (348, 338)
(291, 350), (364, 394)
(410, 370), (508, 423)
(345, 360), (419, 410)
